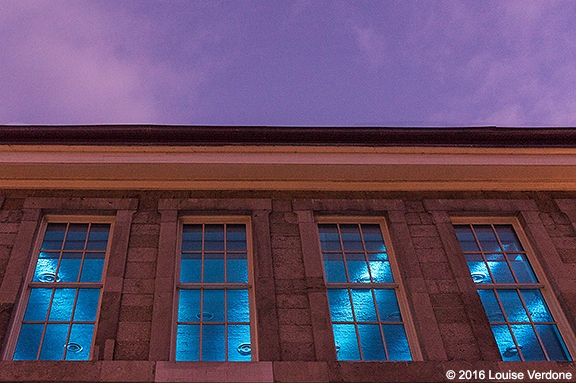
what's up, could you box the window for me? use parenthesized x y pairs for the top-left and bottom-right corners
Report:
(318, 220), (414, 361)
(453, 220), (572, 361)
(175, 219), (255, 361)
(12, 220), (111, 360)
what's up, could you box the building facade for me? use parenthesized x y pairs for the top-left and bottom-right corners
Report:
(0, 126), (575, 382)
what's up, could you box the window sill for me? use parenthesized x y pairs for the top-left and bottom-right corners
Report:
(155, 361), (273, 383)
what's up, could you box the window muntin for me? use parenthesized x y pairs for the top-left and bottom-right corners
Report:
(454, 222), (572, 362)
(13, 221), (111, 360)
(175, 221), (254, 362)
(319, 222), (413, 361)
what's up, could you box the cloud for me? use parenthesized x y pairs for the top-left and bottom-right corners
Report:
(0, 0), (228, 124)
(0, 1), (151, 123)
(348, 25), (388, 69)
(1, 1), (575, 127)
(486, 104), (525, 126)
(415, 1), (576, 126)
(332, 2), (389, 70)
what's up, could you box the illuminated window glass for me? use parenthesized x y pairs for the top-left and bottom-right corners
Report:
(319, 222), (413, 361)
(176, 222), (253, 361)
(13, 222), (110, 360)
(454, 223), (572, 361)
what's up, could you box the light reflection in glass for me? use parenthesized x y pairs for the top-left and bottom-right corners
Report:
(13, 222), (109, 361)
(319, 223), (412, 361)
(177, 223), (252, 362)
(454, 223), (571, 362)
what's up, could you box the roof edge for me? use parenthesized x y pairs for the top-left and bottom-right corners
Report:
(2, 125), (576, 147)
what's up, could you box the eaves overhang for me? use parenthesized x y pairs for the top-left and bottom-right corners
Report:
(1, 125), (576, 191)
(2, 125), (576, 147)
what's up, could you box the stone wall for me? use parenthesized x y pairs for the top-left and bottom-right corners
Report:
(0, 190), (574, 382)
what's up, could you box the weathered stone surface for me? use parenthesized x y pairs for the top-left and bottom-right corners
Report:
(0, 189), (574, 382)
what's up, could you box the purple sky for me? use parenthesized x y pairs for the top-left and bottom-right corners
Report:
(1, 1), (575, 126)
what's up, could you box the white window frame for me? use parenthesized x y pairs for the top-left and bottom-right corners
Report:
(452, 216), (576, 361)
(171, 216), (258, 362)
(4, 215), (114, 361)
(317, 216), (421, 361)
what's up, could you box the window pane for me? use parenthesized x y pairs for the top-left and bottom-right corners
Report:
(333, 324), (360, 360)
(494, 225), (524, 252)
(510, 324), (546, 361)
(182, 225), (202, 251)
(465, 254), (491, 284)
(228, 324), (251, 361)
(226, 224), (246, 251)
(63, 224), (88, 250)
(374, 289), (402, 322)
(48, 288), (76, 321)
(33, 252), (59, 282)
(323, 253), (347, 283)
(486, 254), (514, 283)
(204, 225), (224, 251)
(86, 224), (110, 250)
(520, 290), (553, 322)
(536, 325), (571, 361)
(497, 290), (530, 322)
(508, 254), (537, 283)
(346, 253), (370, 283)
(351, 289), (377, 322)
(327, 289), (354, 322)
(226, 254), (248, 283)
(203, 290), (225, 322)
(65, 324), (93, 360)
(176, 324), (199, 361)
(203, 253), (224, 283)
(178, 290), (201, 322)
(454, 225), (480, 252)
(358, 324), (385, 360)
(13, 324), (43, 360)
(340, 224), (363, 251)
(180, 253), (202, 282)
(24, 288), (52, 321)
(367, 255), (392, 283)
(73, 289), (100, 322)
(318, 224), (341, 251)
(180, 253), (202, 283)
(227, 290), (250, 322)
(202, 324), (225, 361)
(41, 224), (66, 250)
(39, 324), (68, 360)
(475, 225), (502, 252)
(58, 252), (82, 282)
(382, 324), (412, 360)
(80, 253), (105, 282)
(361, 224), (386, 252)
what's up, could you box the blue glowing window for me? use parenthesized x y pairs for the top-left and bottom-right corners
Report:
(13, 222), (110, 360)
(176, 222), (252, 362)
(454, 223), (572, 362)
(319, 223), (413, 361)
